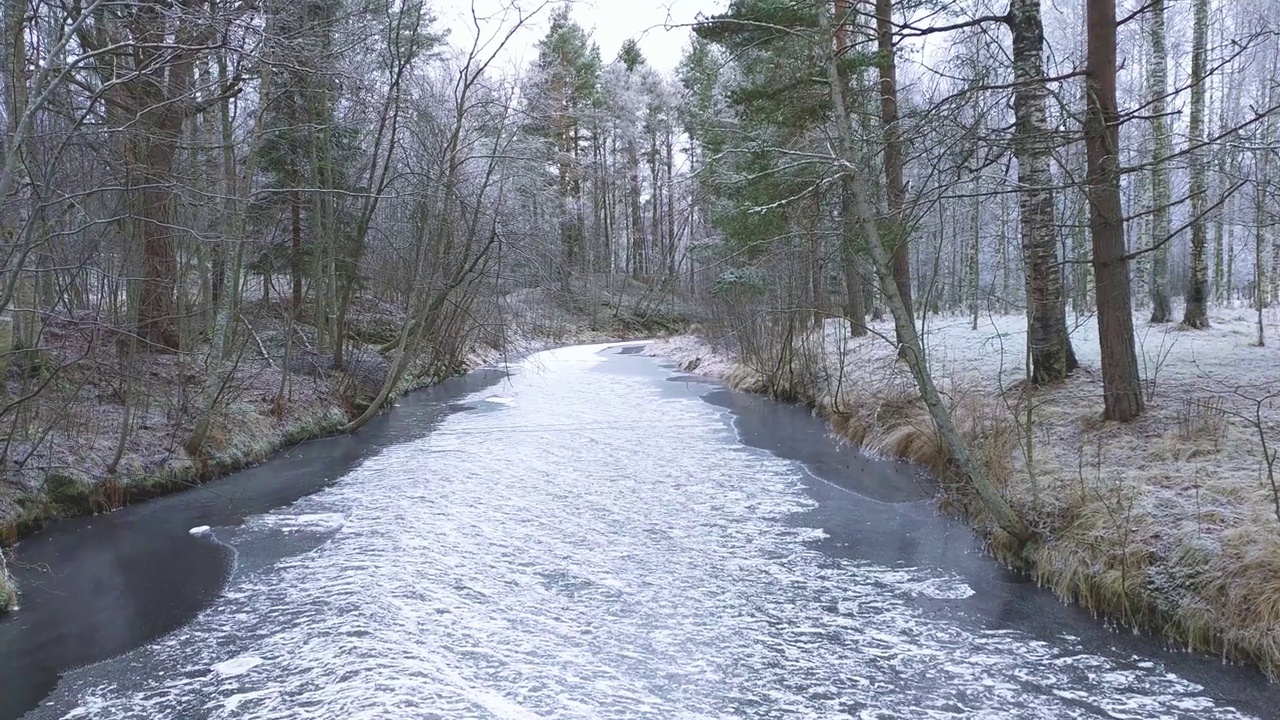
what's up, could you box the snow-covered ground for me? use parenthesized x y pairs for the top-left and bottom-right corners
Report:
(649, 304), (1280, 676)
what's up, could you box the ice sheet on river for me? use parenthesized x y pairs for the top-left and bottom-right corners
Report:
(37, 344), (1253, 719)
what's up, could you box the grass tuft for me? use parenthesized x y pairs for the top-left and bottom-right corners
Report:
(0, 549), (15, 611)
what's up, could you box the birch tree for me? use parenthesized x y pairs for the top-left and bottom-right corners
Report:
(1182, 0), (1212, 327)
(1010, 0), (1077, 382)
(1147, 0), (1173, 323)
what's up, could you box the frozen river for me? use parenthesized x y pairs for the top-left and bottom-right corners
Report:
(4, 343), (1274, 718)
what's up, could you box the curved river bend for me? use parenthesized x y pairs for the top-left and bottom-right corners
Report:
(3, 343), (1275, 719)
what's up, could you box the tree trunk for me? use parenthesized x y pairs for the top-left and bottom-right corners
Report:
(1085, 0), (1144, 421)
(125, 0), (205, 353)
(558, 117), (578, 295)
(1213, 187), (1224, 303)
(291, 189), (303, 308)
(604, 136), (615, 278)
(841, 181), (868, 336)
(1147, 0), (1172, 322)
(649, 127), (662, 282)
(1256, 172), (1266, 345)
(1009, 0), (1078, 382)
(1182, 0), (1210, 328)
(186, 50), (272, 459)
(136, 138), (182, 351)
(970, 174), (980, 330)
(874, 0), (913, 327)
(834, 0), (866, 337)
(666, 125), (677, 277)
(628, 142), (644, 278)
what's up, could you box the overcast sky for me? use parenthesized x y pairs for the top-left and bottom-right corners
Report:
(434, 0), (726, 75)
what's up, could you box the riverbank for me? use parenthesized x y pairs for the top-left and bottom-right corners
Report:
(0, 550), (12, 611)
(0, 283), (685, 612)
(650, 306), (1280, 678)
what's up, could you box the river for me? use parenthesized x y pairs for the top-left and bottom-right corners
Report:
(1, 343), (1274, 719)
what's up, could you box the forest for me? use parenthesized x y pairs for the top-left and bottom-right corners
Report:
(2, 0), (1279, 680)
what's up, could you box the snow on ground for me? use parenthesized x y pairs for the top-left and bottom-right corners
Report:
(644, 332), (738, 380)
(650, 303), (1280, 676)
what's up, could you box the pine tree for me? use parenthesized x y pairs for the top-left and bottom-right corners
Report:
(525, 7), (602, 293)
(259, 0), (343, 312)
(1085, 0), (1144, 420)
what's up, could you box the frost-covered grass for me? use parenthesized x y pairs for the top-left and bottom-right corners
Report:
(650, 304), (1280, 677)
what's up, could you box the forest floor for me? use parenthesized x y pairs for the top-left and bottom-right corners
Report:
(0, 277), (687, 610)
(650, 304), (1280, 679)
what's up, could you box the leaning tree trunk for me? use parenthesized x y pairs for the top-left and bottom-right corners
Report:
(873, 0), (913, 327)
(1147, 0), (1172, 322)
(1009, 0), (1078, 382)
(819, 0), (1030, 543)
(1182, 0), (1211, 328)
(1085, 0), (1144, 421)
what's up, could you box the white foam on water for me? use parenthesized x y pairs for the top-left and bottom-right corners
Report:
(245, 512), (347, 534)
(864, 567), (977, 600)
(212, 689), (276, 714)
(212, 656), (263, 677)
(39, 342), (1257, 719)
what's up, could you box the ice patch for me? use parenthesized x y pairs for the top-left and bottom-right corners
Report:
(212, 656), (263, 677)
(484, 396), (515, 405)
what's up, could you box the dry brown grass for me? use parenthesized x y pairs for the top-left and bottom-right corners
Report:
(652, 309), (1280, 678)
(0, 548), (14, 611)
